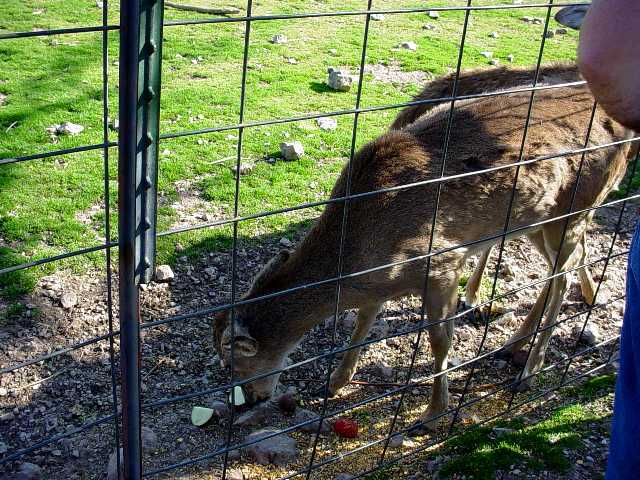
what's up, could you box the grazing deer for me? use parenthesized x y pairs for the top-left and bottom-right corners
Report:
(390, 62), (599, 308)
(214, 81), (634, 435)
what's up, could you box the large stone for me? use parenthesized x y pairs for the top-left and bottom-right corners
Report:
(573, 323), (600, 346)
(280, 141), (304, 161)
(327, 68), (353, 92)
(243, 429), (298, 465)
(155, 264), (174, 282)
(427, 10), (439, 19)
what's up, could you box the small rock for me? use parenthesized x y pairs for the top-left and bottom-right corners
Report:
(155, 265), (174, 282)
(96, 0), (104, 8)
(243, 429), (298, 465)
(270, 34), (288, 44)
(399, 41), (418, 51)
(328, 48), (337, 55)
(0, 93), (7, 106)
(106, 448), (122, 480)
(492, 427), (516, 438)
(232, 162), (255, 176)
(544, 30), (555, 38)
(109, 118), (119, 131)
(316, 117), (337, 131)
(0, 387), (9, 397)
(234, 402), (278, 427)
(280, 141), (304, 160)
(427, 10), (439, 19)
(573, 323), (600, 346)
(59, 292), (78, 309)
(489, 31), (499, 38)
(227, 469), (244, 480)
(507, 54), (515, 63)
(375, 363), (394, 381)
(327, 68), (353, 92)
(279, 237), (294, 248)
(556, 28), (568, 35)
(370, 13), (385, 21)
(15, 462), (42, 480)
(211, 400), (230, 419)
(388, 433), (404, 448)
(448, 357), (463, 368)
(292, 408), (332, 434)
(422, 23), (436, 30)
(480, 51), (493, 59)
(204, 266), (218, 278)
(47, 122), (84, 136)
(341, 311), (358, 330)
(142, 426), (158, 450)
(44, 415), (58, 432)
(490, 59), (500, 66)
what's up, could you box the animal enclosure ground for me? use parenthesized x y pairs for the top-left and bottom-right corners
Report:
(1, 0), (638, 479)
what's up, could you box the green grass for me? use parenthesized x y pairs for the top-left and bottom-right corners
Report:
(367, 374), (615, 480)
(0, 0), (582, 300)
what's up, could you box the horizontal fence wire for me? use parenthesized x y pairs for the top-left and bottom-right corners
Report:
(1, 0), (636, 478)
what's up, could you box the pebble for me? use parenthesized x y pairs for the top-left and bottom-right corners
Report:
(573, 323), (600, 346)
(270, 34), (288, 44)
(370, 13), (385, 21)
(316, 117), (337, 131)
(47, 122), (84, 136)
(388, 433), (404, 448)
(59, 292), (78, 309)
(243, 429), (298, 465)
(428, 10), (439, 19)
(327, 68), (353, 92)
(155, 265), (174, 282)
(292, 408), (332, 434)
(232, 162), (255, 176)
(399, 41), (418, 51)
(279, 237), (294, 248)
(0, 387), (8, 397)
(280, 141), (304, 160)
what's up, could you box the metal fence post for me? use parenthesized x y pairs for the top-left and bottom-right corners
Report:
(119, 0), (164, 478)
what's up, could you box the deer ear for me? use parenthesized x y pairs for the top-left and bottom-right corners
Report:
(554, 5), (588, 30)
(248, 249), (291, 295)
(221, 323), (258, 357)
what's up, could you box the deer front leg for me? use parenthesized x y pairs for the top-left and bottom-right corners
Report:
(465, 246), (492, 307)
(577, 232), (597, 305)
(327, 303), (383, 396)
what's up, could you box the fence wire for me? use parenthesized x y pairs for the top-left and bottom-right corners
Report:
(1, 1), (638, 479)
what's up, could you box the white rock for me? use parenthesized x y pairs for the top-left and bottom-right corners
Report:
(279, 237), (294, 248)
(232, 162), (255, 176)
(573, 323), (600, 346)
(388, 433), (404, 448)
(280, 141), (304, 160)
(47, 122), (84, 136)
(270, 34), (288, 44)
(428, 10), (440, 19)
(316, 117), (337, 131)
(17, 462), (43, 480)
(370, 13), (385, 21)
(490, 59), (500, 66)
(480, 51), (493, 59)
(507, 54), (515, 63)
(243, 429), (298, 465)
(327, 68), (353, 92)
(59, 292), (78, 309)
(489, 31), (499, 38)
(0, 387), (7, 396)
(423, 23), (436, 30)
(399, 41), (418, 51)
(155, 265), (174, 282)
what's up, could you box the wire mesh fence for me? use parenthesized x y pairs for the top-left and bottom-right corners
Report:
(1, 0), (639, 479)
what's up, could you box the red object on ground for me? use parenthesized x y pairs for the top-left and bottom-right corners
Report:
(333, 418), (359, 438)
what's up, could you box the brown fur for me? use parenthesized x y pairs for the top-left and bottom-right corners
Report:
(214, 67), (633, 432)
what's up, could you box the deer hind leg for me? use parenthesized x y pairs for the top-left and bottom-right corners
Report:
(513, 227), (584, 391)
(409, 273), (459, 436)
(577, 230), (597, 305)
(465, 245), (493, 307)
(328, 303), (383, 396)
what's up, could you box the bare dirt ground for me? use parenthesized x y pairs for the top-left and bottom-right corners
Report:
(1, 193), (637, 479)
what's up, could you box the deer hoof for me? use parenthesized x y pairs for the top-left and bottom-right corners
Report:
(407, 420), (436, 437)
